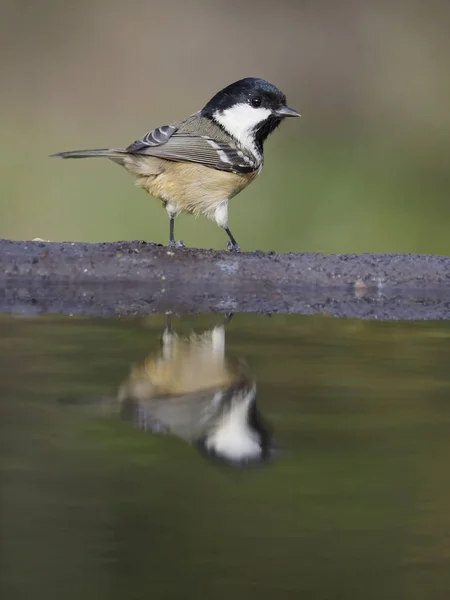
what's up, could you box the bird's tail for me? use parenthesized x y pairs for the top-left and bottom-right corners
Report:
(51, 148), (128, 159)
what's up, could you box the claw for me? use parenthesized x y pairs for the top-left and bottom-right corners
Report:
(169, 240), (185, 249)
(226, 241), (241, 253)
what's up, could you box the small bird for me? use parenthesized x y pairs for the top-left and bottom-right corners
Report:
(118, 317), (272, 465)
(52, 77), (300, 251)
(59, 315), (273, 466)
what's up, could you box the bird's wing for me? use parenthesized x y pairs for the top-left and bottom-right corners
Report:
(126, 124), (256, 174)
(126, 125), (178, 152)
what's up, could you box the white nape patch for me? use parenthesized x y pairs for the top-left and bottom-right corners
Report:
(214, 103), (271, 159)
(205, 386), (260, 462)
(214, 201), (228, 228)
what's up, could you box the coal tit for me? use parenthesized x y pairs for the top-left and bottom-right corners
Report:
(53, 77), (300, 251)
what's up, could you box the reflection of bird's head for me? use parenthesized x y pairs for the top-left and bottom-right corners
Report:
(196, 381), (272, 467)
(117, 322), (273, 467)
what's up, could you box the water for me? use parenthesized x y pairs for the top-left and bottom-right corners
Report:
(2, 313), (450, 600)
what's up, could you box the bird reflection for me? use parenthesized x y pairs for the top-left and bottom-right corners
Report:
(59, 316), (272, 466)
(118, 315), (272, 466)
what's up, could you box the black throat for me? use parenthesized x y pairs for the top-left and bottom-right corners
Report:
(253, 115), (283, 155)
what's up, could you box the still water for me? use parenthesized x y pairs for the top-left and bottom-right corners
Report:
(1, 313), (450, 599)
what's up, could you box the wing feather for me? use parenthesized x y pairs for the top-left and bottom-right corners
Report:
(126, 125), (177, 152)
(126, 124), (256, 174)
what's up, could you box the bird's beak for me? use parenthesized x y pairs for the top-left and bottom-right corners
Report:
(274, 105), (301, 118)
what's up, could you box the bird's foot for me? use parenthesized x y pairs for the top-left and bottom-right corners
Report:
(169, 239), (185, 249)
(226, 241), (241, 252)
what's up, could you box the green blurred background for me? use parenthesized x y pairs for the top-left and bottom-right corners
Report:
(1, 0), (449, 254)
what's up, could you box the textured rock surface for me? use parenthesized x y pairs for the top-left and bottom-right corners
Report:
(1, 239), (450, 319)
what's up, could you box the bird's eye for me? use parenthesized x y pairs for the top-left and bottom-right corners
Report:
(250, 97), (262, 108)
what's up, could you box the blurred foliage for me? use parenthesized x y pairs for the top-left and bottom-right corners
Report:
(2, 313), (450, 598)
(0, 0), (449, 253)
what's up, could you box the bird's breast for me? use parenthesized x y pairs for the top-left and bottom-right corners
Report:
(125, 157), (260, 217)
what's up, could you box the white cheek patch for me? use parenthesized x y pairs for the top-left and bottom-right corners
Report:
(205, 386), (260, 462)
(214, 103), (271, 158)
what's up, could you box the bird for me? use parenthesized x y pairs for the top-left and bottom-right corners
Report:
(52, 77), (300, 251)
(58, 315), (273, 466)
(117, 316), (273, 466)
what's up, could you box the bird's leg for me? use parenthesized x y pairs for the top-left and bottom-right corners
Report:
(162, 314), (175, 359)
(169, 217), (185, 248)
(225, 227), (241, 252)
(214, 202), (240, 252)
(223, 312), (234, 325)
(169, 216), (175, 244)
(167, 209), (185, 248)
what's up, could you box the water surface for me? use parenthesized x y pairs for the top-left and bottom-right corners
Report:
(2, 313), (450, 599)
